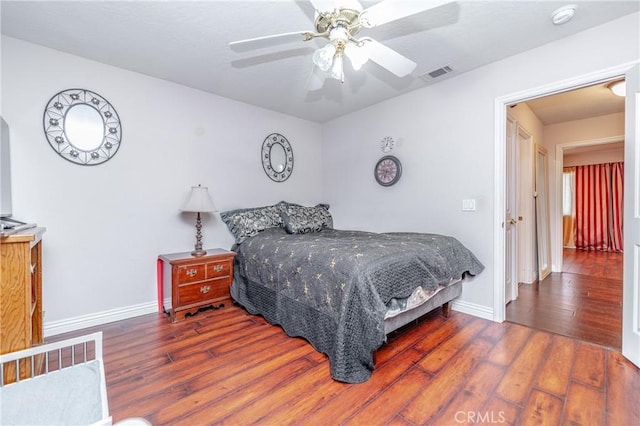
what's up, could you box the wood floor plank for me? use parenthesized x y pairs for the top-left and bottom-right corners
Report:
(485, 322), (532, 366)
(606, 351), (640, 426)
(302, 348), (427, 425)
(412, 312), (473, 354)
(108, 351), (214, 412)
(343, 367), (432, 426)
(495, 331), (552, 405)
(572, 342), (605, 389)
(257, 368), (350, 425)
(480, 397), (522, 426)
(109, 383), (191, 423)
(418, 317), (487, 374)
(429, 362), (505, 425)
(216, 362), (331, 425)
(535, 335), (576, 396)
(519, 389), (564, 426)
(400, 339), (494, 424)
(480, 320), (514, 344)
(152, 356), (316, 425)
(561, 382), (605, 426)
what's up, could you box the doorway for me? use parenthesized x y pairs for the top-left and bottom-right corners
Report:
(503, 82), (625, 349)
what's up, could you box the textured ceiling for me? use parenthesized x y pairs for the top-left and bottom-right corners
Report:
(1, 1), (638, 123)
(525, 81), (626, 125)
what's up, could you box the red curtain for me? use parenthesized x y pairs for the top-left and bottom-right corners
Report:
(575, 162), (624, 251)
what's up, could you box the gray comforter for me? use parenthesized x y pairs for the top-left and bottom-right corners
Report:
(230, 227), (484, 383)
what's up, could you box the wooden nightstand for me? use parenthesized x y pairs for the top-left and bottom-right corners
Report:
(158, 248), (236, 323)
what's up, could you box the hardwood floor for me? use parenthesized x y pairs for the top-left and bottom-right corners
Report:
(49, 302), (639, 425)
(562, 248), (623, 280)
(506, 249), (623, 350)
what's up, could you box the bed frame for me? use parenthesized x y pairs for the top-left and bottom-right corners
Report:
(383, 280), (462, 334)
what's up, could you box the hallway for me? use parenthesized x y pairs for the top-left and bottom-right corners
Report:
(506, 249), (623, 349)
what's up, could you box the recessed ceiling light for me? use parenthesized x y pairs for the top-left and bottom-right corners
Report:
(551, 4), (577, 25)
(608, 80), (626, 97)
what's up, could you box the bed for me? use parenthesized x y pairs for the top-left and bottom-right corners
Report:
(221, 202), (484, 383)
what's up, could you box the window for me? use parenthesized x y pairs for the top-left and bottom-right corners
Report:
(562, 168), (575, 216)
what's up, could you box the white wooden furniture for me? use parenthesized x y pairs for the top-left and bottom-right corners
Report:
(0, 332), (111, 425)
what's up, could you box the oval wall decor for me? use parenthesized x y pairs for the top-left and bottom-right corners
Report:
(43, 89), (122, 166)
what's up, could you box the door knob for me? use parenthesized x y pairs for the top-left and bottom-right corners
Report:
(508, 218), (517, 225)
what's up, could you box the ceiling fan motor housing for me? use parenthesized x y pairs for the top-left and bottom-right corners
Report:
(315, 8), (362, 38)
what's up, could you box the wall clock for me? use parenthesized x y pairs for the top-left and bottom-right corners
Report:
(380, 136), (395, 153)
(374, 155), (402, 186)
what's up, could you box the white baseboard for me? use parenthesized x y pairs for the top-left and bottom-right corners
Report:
(42, 298), (495, 338)
(44, 301), (159, 338)
(451, 299), (495, 321)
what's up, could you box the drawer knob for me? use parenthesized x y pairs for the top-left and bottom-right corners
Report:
(186, 269), (197, 277)
(200, 285), (211, 294)
(213, 264), (224, 272)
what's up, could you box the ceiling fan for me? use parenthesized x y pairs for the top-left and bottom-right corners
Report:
(229, 0), (452, 90)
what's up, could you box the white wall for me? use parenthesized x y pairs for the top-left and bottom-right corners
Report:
(563, 146), (624, 167)
(1, 36), (323, 331)
(322, 12), (639, 315)
(545, 112), (625, 147)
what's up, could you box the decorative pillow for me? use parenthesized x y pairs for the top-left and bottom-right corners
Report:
(280, 203), (333, 234)
(220, 204), (284, 243)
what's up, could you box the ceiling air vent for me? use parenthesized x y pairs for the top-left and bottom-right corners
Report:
(419, 65), (454, 81)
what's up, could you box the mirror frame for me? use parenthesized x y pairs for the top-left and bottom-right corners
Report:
(261, 133), (294, 182)
(43, 89), (122, 166)
(535, 143), (552, 280)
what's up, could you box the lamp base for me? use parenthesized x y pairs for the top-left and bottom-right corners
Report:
(191, 249), (207, 257)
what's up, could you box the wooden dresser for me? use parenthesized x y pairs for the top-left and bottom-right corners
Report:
(0, 227), (45, 382)
(158, 248), (236, 323)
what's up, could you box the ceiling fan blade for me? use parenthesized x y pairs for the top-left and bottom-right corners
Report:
(309, 0), (363, 13)
(364, 38), (416, 77)
(306, 66), (327, 91)
(229, 31), (313, 52)
(308, 0), (338, 12)
(360, 0), (452, 28)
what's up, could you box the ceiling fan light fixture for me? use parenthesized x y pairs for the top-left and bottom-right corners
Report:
(329, 53), (344, 82)
(345, 41), (370, 71)
(313, 43), (337, 72)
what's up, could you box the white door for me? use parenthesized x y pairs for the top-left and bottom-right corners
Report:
(505, 115), (517, 303)
(622, 64), (640, 367)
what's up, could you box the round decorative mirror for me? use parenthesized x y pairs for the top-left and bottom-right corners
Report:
(261, 133), (293, 182)
(43, 89), (121, 165)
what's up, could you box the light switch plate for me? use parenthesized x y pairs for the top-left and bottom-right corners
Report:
(462, 199), (476, 211)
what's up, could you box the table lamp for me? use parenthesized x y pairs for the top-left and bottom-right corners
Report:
(180, 184), (216, 256)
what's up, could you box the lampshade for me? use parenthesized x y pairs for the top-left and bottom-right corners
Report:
(180, 185), (217, 213)
(344, 41), (370, 71)
(313, 43), (337, 72)
(329, 53), (344, 82)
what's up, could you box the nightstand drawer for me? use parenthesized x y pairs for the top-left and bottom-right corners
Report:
(176, 264), (206, 284)
(178, 278), (230, 306)
(206, 260), (231, 279)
